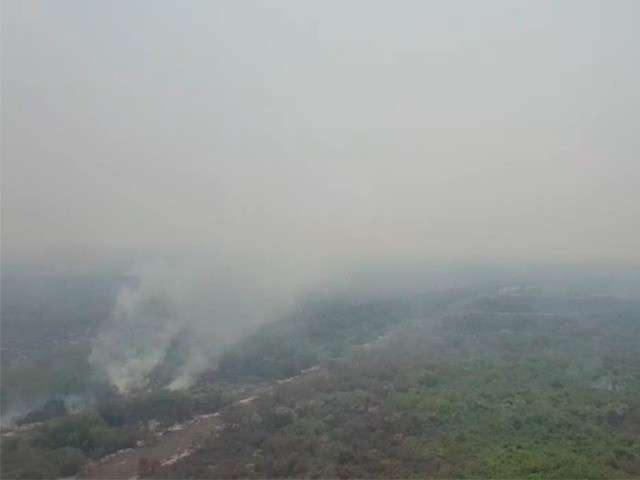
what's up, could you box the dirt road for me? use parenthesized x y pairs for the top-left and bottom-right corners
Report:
(78, 304), (455, 480)
(80, 413), (222, 479)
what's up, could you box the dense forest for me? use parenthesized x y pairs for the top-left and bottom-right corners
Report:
(2, 276), (639, 479)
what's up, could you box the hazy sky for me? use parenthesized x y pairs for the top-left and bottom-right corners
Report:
(3, 0), (639, 267)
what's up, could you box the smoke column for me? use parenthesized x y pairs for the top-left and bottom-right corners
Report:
(89, 257), (301, 393)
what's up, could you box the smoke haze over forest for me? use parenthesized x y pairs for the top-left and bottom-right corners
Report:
(2, 3), (640, 478)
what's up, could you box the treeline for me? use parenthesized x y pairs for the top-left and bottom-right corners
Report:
(216, 291), (468, 380)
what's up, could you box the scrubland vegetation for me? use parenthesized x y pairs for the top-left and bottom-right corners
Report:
(157, 292), (640, 479)
(2, 280), (640, 478)
(3, 285), (639, 479)
(1, 387), (230, 479)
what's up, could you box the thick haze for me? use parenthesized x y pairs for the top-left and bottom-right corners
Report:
(2, 0), (640, 396)
(3, 0), (640, 266)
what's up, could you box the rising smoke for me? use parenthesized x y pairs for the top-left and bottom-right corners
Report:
(89, 257), (304, 393)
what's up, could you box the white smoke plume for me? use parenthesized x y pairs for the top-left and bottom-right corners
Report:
(89, 257), (303, 393)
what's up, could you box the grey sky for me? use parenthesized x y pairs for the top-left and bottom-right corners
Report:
(3, 0), (639, 267)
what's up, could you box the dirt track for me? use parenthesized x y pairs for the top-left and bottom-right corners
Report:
(77, 310), (451, 480)
(80, 413), (222, 479)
